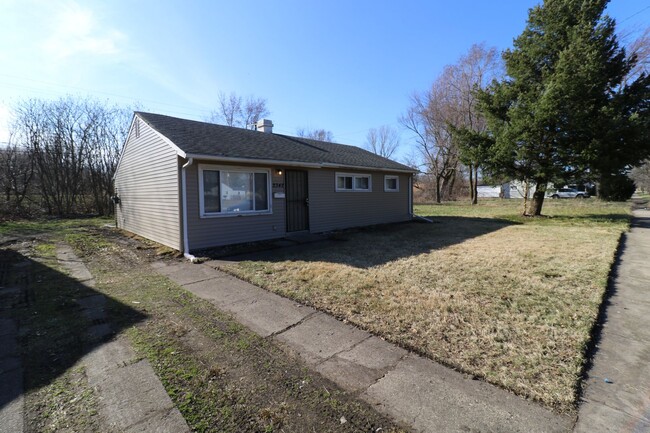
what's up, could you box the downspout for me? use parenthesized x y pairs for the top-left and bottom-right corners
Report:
(181, 157), (198, 262)
(409, 174), (414, 218)
(410, 173), (433, 223)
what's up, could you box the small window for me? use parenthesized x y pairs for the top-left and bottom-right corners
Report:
(384, 175), (399, 192)
(199, 165), (271, 217)
(335, 173), (371, 192)
(337, 175), (353, 190)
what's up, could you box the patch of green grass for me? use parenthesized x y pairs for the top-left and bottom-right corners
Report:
(0, 217), (111, 236)
(220, 199), (630, 412)
(65, 231), (114, 255)
(26, 366), (98, 433)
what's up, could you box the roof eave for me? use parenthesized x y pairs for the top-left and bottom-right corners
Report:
(184, 153), (417, 173)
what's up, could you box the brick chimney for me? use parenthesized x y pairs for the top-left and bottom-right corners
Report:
(256, 119), (273, 133)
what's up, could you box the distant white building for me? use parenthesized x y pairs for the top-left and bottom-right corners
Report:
(477, 184), (504, 198)
(477, 181), (534, 199)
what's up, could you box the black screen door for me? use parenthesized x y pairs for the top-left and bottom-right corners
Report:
(285, 170), (309, 232)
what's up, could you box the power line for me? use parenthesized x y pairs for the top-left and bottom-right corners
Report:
(619, 4), (650, 24)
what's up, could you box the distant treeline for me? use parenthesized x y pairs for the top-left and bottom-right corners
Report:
(0, 97), (134, 218)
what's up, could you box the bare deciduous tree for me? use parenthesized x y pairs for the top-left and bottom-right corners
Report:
(365, 125), (399, 159)
(447, 43), (502, 204)
(13, 98), (88, 215)
(209, 92), (270, 129)
(242, 95), (270, 129)
(402, 43), (501, 204)
(0, 136), (34, 215)
(400, 88), (460, 203)
(620, 27), (649, 86)
(10, 97), (132, 216)
(85, 105), (133, 215)
(296, 127), (334, 142)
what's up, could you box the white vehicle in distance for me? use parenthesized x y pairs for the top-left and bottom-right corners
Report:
(549, 188), (590, 199)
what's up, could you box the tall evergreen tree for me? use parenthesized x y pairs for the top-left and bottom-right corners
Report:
(479, 0), (649, 215)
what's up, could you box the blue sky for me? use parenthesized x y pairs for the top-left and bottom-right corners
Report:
(0, 0), (648, 160)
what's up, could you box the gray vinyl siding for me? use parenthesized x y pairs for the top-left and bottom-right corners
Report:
(308, 169), (411, 233)
(185, 162), (286, 250)
(114, 119), (181, 250)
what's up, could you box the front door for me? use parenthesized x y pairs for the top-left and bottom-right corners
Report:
(285, 170), (309, 232)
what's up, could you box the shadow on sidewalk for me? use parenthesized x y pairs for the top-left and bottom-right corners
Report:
(0, 248), (146, 412)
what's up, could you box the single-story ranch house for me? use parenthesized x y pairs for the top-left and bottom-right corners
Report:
(113, 112), (416, 258)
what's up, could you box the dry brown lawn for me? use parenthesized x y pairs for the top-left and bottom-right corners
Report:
(216, 199), (630, 412)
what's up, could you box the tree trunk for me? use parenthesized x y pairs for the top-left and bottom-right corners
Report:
(435, 176), (442, 203)
(472, 166), (478, 205)
(446, 172), (457, 200)
(468, 164), (475, 204)
(526, 181), (547, 216)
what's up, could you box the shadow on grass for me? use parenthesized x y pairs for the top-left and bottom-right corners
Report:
(0, 248), (146, 411)
(214, 216), (518, 269)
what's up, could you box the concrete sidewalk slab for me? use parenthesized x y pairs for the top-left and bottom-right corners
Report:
(364, 354), (570, 433)
(82, 337), (190, 433)
(610, 280), (650, 307)
(161, 262), (319, 337)
(0, 311), (23, 433)
(581, 334), (650, 405)
(576, 209), (650, 432)
(153, 261), (226, 285)
(154, 260), (573, 432)
(182, 275), (262, 306)
(274, 312), (372, 365)
(0, 317), (22, 433)
(82, 338), (140, 377)
(602, 296), (650, 342)
(226, 291), (315, 337)
(315, 336), (408, 393)
(57, 243), (95, 284)
(575, 404), (650, 433)
(0, 372), (23, 433)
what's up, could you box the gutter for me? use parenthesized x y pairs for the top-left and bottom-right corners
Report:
(184, 153), (417, 174)
(181, 157), (198, 262)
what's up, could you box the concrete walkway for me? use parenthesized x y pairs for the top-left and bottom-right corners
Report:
(153, 260), (574, 432)
(575, 209), (650, 433)
(56, 244), (191, 433)
(0, 317), (23, 433)
(0, 247), (32, 433)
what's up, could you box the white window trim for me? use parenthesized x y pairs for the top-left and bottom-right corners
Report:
(198, 164), (272, 218)
(384, 175), (399, 192)
(335, 172), (372, 192)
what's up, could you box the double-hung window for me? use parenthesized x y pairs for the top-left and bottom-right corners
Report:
(199, 165), (271, 217)
(384, 175), (399, 192)
(335, 173), (372, 192)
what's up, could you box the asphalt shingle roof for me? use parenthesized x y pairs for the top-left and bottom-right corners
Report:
(136, 112), (414, 172)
